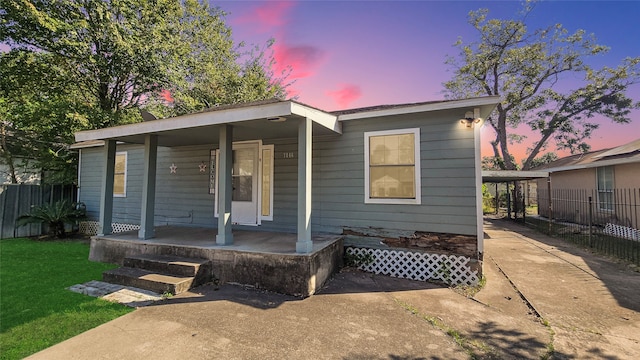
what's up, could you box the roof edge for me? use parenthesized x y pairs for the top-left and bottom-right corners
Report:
(337, 96), (501, 121)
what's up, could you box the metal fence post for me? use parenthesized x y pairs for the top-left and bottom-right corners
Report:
(547, 177), (553, 235)
(589, 196), (593, 247)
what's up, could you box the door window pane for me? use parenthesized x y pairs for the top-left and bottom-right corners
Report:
(232, 148), (253, 202)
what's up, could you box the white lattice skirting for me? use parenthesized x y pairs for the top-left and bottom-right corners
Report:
(79, 221), (140, 236)
(346, 247), (479, 286)
(604, 223), (640, 241)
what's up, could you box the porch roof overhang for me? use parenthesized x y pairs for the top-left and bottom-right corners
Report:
(74, 100), (341, 147)
(482, 170), (549, 183)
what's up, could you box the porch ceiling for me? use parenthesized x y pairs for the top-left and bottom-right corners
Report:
(75, 100), (341, 147)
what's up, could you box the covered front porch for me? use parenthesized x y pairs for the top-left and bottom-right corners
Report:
(89, 226), (344, 297)
(74, 99), (343, 254)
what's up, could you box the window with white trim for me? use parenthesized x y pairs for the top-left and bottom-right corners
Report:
(364, 128), (421, 204)
(114, 152), (127, 197)
(597, 166), (614, 211)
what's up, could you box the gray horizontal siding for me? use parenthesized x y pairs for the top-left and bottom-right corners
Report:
(78, 107), (480, 237)
(312, 109), (478, 235)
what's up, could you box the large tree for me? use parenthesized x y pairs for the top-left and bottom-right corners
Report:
(0, 50), (90, 184)
(0, 0), (287, 124)
(445, 3), (640, 170)
(0, 0), (287, 183)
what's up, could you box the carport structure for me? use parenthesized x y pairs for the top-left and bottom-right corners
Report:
(482, 170), (549, 221)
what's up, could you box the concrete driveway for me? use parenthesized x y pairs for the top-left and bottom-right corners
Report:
(27, 218), (640, 359)
(481, 218), (640, 359)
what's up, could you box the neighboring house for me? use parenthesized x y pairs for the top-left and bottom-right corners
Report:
(535, 138), (640, 229)
(72, 97), (499, 290)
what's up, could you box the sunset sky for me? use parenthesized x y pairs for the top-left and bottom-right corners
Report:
(217, 0), (640, 164)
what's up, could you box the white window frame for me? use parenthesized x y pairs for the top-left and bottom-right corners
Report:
(596, 166), (614, 211)
(113, 151), (127, 198)
(364, 128), (421, 205)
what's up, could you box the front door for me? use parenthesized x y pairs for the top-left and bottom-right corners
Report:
(230, 142), (259, 225)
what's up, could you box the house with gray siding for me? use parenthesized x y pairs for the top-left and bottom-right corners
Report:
(72, 97), (499, 293)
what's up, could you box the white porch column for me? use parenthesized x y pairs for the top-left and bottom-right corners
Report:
(216, 124), (234, 245)
(138, 134), (158, 240)
(98, 139), (116, 236)
(297, 117), (313, 253)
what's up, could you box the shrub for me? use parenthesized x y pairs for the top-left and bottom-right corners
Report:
(16, 200), (86, 238)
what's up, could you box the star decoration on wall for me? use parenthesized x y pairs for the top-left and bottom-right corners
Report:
(199, 162), (207, 173)
(170, 163), (177, 174)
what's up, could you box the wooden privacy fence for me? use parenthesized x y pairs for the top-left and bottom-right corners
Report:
(530, 187), (640, 265)
(0, 184), (77, 239)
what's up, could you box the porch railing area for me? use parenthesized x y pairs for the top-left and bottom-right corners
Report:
(525, 188), (640, 266)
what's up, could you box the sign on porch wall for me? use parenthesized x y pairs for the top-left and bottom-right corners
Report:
(281, 152), (296, 159)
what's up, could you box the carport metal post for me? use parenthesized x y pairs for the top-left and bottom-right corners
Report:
(495, 183), (499, 215)
(506, 182), (511, 220)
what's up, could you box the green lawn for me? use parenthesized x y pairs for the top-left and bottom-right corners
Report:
(0, 238), (133, 360)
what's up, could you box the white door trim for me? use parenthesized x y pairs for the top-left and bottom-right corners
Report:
(214, 140), (262, 226)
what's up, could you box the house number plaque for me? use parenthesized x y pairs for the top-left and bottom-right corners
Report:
(282, 152), (296, 159)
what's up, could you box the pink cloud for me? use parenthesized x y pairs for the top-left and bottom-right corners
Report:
(233, 1), (295, 32)
(273, 43), (324, 80)
(327, 84), (362, 109)
(230, 1), (324, 91)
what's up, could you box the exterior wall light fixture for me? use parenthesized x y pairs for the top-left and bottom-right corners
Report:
(460, 109), (482, 128)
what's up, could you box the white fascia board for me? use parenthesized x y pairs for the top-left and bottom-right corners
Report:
(69, 140), (106, 149)
(338, 96), (501, 121)
(482, 170), (549, 182)
(75, 102), (293, 142)
(290, 102), (341, 134)
(545, 157), (640, 173)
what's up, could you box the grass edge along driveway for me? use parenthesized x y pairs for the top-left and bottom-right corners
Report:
(0, 238), (133, 360)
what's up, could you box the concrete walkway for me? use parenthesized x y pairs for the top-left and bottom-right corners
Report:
(482, 218), (640, 359)
(27, 218), (640, 359)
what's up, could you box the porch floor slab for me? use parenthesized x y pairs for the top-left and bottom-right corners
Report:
(97, 226), (339, 255)
(89, 226), (344, 297)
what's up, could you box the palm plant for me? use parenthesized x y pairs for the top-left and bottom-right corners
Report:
(16, 200), (86, 238)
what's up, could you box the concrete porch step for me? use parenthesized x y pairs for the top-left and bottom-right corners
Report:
(123, 254), (210, 278)
(103, 267), (195, 295)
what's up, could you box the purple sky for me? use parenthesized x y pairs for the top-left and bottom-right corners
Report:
(2, 1), (638, 162)
(218, 0), (640, 162)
